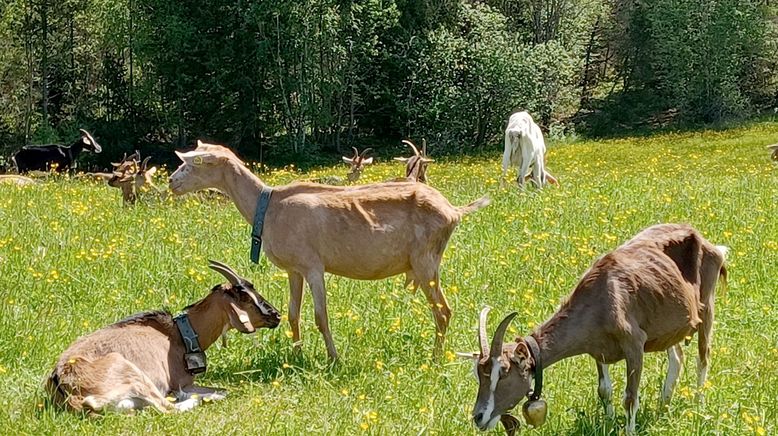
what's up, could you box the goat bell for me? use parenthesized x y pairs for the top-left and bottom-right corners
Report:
(522, 399), (547, 427)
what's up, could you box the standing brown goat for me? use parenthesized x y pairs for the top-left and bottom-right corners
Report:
(46, 261), (280, 414)
(393, 139), (433, 183)
(342, 147), (374, 183)
(464, 224), (727, 435)
(169, 141), (489, 360)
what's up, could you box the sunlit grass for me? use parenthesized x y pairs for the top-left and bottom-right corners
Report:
(0, 122), (776, 434)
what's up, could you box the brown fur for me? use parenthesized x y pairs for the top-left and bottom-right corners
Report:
(46, 274), (280, 414)
(169, 141), (490, 360)
(470, 224), (726, 434)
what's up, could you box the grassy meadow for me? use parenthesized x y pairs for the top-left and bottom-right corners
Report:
(0, 122), (777, 435)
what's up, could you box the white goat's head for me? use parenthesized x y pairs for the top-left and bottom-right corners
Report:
(393, 139), (433, 183)
(463, 308), (538, 433)
(170, 140), (242, 195)
(206, 260), (281, 332)
(342, 147), (373, 182)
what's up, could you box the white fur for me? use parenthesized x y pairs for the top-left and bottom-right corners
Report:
(661, 345), (683, 406)
(502, 111), (550, 188)
(598, 363), (615, 418)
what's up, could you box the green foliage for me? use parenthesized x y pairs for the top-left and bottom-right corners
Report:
(0, 122), (776, 434)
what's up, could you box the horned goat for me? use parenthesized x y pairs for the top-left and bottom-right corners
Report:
(463, 224), (727, 435)
(108, 154), (159, 205)
(393, 139), (433, 183)
(502, 112), (557, 188)
(12, 129), (102, 173)
(169, 141), (490, 360)
(342, 147), (374, 183)
(46, 260), (280, 414)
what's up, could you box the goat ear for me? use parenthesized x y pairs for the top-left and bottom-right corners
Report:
(226, 298), (255, 332)
(342, 156), (354, 164)
(393, 157), (408, 162)
(362, 157), (373, 165)
(510, 342), (533, 371)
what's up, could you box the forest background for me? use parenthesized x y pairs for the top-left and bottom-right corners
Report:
(0, 0), (776, 166)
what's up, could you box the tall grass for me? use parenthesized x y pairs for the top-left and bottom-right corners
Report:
(0, 122), (776, 435)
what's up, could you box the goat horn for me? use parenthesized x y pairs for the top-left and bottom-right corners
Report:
(402, 140), (420, 157)
(490, 312), (518, 358)
(207, 260), (243, 286)
(478, 306), (491, 361)
(359, 148), (373, 158)
(352, 147), (359, 158)
(422, 138), (427, 157)
(140, 156), (151, 172)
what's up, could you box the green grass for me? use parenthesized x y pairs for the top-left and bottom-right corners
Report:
(1, 121), (777, 435)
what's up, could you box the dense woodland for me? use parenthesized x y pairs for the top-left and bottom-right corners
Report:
(0, 0), (776, 165)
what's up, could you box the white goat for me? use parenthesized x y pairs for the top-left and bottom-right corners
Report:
(502, 111), (557, 188)
(169, 141), (490, 361)
(46, 261), (280, 414)
(464, 224), (727, 435)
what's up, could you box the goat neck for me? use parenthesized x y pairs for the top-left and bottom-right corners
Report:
(181, 296), (230, 351)
(531, 304), (590, 368)
(217, 160), (268, 225)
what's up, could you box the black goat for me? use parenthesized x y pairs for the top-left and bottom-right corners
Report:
(12, 129), (102, 173)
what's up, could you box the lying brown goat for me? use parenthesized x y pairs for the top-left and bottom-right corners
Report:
(46, 261), (280, 414)
(169, 141), (490, 361)
(464, 224), (727, 435)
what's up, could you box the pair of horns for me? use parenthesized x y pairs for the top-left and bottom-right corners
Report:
(208, 260), (246, 286)
(351, 147), (373, 159)
(478, 306), (518, 363)
(401, 139), (428, 157)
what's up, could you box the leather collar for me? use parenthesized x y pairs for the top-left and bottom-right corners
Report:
(523, 334), (543, 401)
(250, 186), (273, 263)
(173, 313), (207, 375)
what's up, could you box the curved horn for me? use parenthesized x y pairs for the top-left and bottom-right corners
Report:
(140, 156), (151, 172)
(402, 140), (420, 157)
(78, 129), (101, 153)
(208, 260), (243, 286)
(490, 312), (518, 358)
(359, 148), (373, 158)
(422, 138), (428, 157)
(478, 306), (491, 360)
(351, 147), (359, 159)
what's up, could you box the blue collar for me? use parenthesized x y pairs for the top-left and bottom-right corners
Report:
(250, 186), (273, 263)
(173, 313), (207, 375)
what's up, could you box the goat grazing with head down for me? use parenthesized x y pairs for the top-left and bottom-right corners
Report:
(463, 224), (727, 435)
(12, 129), (102, 173)
(502, 112), (557, 188)
(46, 261), (281, 414)
(169, 140), (490, 361)
(393, 139), (433, 183)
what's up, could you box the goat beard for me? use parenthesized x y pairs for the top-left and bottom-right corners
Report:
(500, 414), (520, 436)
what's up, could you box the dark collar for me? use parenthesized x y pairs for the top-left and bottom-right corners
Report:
(173, 313), (207, 375)
(250, 186), (273, 263)
(523, 334), (543, 401)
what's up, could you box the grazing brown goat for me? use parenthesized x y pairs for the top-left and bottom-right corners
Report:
(463, 224), (727, 435)
(46, 261), (280, 414)
(169, 141), (490, 360)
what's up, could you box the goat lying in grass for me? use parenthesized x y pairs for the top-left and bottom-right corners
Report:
(768, 143), (778, 161)
(0, 175), (38, 186)
(169, 141), (490, 361)
(502, 111), (557, 188)
(464, 224), (727, 435)
(46, 261), (280, 414)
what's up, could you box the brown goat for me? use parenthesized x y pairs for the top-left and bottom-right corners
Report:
(342, 147), (374, 183)
(768, 143), (778, 161)
(46, 261), (280, 414)
(169, 141), (490, 360)
(465, 224), (727, 435)
(393, 139), (433, 183)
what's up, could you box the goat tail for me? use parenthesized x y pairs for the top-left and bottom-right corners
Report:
(715, 245), (729, 295)
(458, 196), (491, 216)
